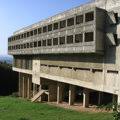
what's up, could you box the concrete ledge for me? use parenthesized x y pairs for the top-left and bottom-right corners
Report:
(13, 67), (32, 74)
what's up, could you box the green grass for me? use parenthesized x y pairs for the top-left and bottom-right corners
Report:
(0, 96), (113, 120)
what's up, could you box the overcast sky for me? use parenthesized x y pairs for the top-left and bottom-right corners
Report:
(0, 0), (89, 55)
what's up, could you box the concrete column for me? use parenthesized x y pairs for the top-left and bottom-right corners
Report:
(38, 84), (42, 102)
(23, 74), (27, 98)
(57, 82), (63, 104)
(69, 85), (75, 106)
(48, 83), (57, 102)
(98, 92), (103, 105)
(33, 83), (37, 96)
(113, 94), (118, 104)
(18, 73), (22, 97)
(27, 75), (32, 99)
(22, 75), (25, 98)
(83, 88), (90, 108)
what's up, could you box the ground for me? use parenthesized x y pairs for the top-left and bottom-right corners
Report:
(0, 96), (113, 120)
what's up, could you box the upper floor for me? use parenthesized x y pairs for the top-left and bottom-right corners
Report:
(8, 1), (119, 55)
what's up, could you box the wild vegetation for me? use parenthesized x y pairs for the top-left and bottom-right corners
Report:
(0, 61), (18, 95)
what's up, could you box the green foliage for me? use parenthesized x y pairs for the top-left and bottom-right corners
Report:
(112, 101), (120, 120)
(0, 96), (113, 120)
(97, 103), (113, 111)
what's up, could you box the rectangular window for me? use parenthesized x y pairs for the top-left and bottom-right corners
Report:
(59, 36), (65, 45)
(75, 34), (83, 43)
(27, 32), (30, 37)
(85, 32), (94, 42)
(24, 33), (26, 38)
(67, 17), (74, 26)
(107, 70), (119, 74)
(30, 31), (33, 36)
(34, 29), (37, 35)
(38, 41), (41, 47)
(85, 11), (94, 22)
(60, 20), (66, 28)
(21, 44), (23, 49)
(47, 39), (52, 46)
(53, 38), (58, 45)
(24, 44), (27, 49)
(67, 35), (73, 44)
(30, 42), (34, 48)
(38, 28), (42, 34)
(76, 15), (83, 24)
(34, 41), (37, 47)
(43, 26), (47, 33)
(42, 40), (46, 46)
(21, 34), (24, 39)
(27, 43), (29, 48)
(53, 22), (59, 30)
(48, 24), (52, 31)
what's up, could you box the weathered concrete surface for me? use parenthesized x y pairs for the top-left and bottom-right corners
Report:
(9, 0), (120, 105)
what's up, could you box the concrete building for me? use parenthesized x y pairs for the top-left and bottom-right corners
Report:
(8, 0), (120, 107)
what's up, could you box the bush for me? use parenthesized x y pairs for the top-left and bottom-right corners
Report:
(10, 92), (19, 97)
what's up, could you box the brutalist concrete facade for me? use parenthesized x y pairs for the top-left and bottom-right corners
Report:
(8, 0), (120, 107)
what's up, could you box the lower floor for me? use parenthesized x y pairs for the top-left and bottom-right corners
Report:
(18, 73), (118, 108)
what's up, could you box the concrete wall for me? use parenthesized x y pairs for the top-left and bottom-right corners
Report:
(10, 0), (120, 104)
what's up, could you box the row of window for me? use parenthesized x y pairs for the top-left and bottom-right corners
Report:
(8, 32), (94, 50)
(14, 59), (32, 70)
(8, 11), (94, 42)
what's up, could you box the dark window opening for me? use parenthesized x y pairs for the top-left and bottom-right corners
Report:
(21, 44), (23, 49)
(60, 20), (66, 28)
(24, 44), (27, 49)
(67, 35), (73, 44)
(27, 43), (29, 48)
(47, 39), (52, 46)
(34, 42), (37, 47)
(34, 29), (37, 35)
(107, 70), (118, 74)
(21, 34), (24, 39)
(48, 24), (52, 31)
(85, 11), (94, 22)
(38, 41), (41, 47)
(67, 17), (74, 26)
(59, 36), (65, 45)
(75, 34), (83, 43)
(24, 33), (26, 38)
(27, 32), (30, 37)
(76, 15), (83, 24)
(53, 38), (58, 46)
(115, 13), (118, 23)
(30, 42), (34, 48)
(92, 69), (103, 73)
(53, 22), (59, 30)
(38, 28), (42, 34)
(85, 32), (94, 42)
(43, 26), (47, 33)
(42, 40), (46, 46)
(30, 31), (33, 36)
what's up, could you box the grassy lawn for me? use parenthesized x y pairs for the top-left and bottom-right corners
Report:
(0, 96), (113, 120)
